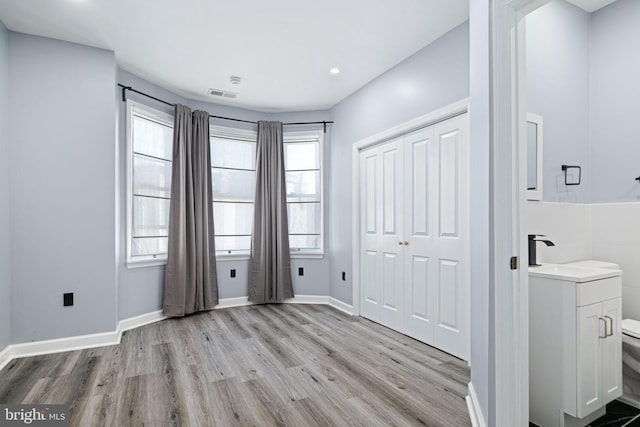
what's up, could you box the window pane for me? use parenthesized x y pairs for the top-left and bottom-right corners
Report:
(287, 202), (320, 234)
(131, 237), (168, 257)
(289, 235), (321, 250)
(285, 142), (319, 170)
(133, 154), (171, 198)
(132, 115), (172, 160)
(286, 171), (320, 202)
(213, 202), (254, 236)
(211, 138), (255, 170)
(132, 195), (170, 237)
(215, 236), (252, 253)
(212, 168), (255, 202)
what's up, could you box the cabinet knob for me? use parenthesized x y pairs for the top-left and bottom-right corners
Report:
(398, 241), (404, 246)
(404, 241), (409, 246)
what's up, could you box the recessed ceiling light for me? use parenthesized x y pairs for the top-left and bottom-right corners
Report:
(330, 68), (340, 75)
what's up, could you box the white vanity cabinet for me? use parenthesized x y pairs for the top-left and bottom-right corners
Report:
(529, 264), (622, 427)
(576, 289), (622, 417)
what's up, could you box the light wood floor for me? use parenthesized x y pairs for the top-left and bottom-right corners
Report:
(0, 304), (470, 426)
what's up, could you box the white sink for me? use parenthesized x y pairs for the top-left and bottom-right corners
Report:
(528, 263), (622, 282)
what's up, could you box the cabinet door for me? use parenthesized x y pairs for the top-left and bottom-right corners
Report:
(577, 303), (603, 418)
(602, 298), (622, 403)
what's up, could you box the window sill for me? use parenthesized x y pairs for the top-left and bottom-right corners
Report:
(126, 258), (167, 269)
(216, 254), (251, 261)
(215, 253), (325, 261)
(126, 252), (325, 267)
(291, 252), (325, 260)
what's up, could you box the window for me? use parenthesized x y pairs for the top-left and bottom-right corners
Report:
(126, 107), (324, 266)
(284, 132), (323, 255)
(210, 127), (324, 258)
(126, 101), (173, 266)
(210, 127), (257, 256)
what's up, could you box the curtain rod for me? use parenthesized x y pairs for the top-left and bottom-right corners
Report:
(117, 84), (333, 133)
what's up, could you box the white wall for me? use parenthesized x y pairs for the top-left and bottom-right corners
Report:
(9, 33), (118, 343)
(527, 201), (592, 264)
(526, 0), (592, 203)
(592, 203), (640, 321)
(328, 21), (470, 305)
(0, 20), (10, 351)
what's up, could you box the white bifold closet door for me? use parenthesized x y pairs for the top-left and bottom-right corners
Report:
(359, 114), (469, 360)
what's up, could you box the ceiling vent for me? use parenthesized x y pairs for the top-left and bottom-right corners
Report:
(208, 88), (238, 99)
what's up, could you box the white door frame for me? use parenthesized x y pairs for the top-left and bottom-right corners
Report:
(491, 0), (550, 425)
(351, 98), (470, 318)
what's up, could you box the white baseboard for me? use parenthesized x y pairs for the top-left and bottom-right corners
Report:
(467, 382), (487, 427)
(216, 296), (252, 309)
(0, 345), (14, 372)
(0, 329), (120, 372)
(118, 310), (167, 334)
(0, 295), (356, 372)
(328, 297), (354, 315)
(286, 295), (329, 304)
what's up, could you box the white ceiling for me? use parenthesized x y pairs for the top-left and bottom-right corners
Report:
(565, 0), (618, 12)
(0, 0), (469, 112)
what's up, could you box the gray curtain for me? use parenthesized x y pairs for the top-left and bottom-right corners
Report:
(248, 121), (294, 303)
(163, 104), (218, 316)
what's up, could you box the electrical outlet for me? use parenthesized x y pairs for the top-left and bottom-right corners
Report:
(63, 293), (74, 307)
(230, 269), (236, 278)
(298, 267), (304, 276)
(342, 272), (346, 281)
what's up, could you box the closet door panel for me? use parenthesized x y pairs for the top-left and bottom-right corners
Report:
(380, 140), (404, 330)
(359, 139), (404, 330)
(432, 117), (470, 360)
(403, 128), (436, 343)
(360, 149), (381, 322)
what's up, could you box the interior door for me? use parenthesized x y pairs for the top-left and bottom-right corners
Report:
(430, 116), (470, 360)
(359, 138), (404, 330)
(403, 127), (436, 345)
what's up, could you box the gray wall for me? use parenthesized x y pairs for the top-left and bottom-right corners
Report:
(590, 0), (640, 202)
(527, 0), (640, 204)
(469, 0), (491, 421)
(328, 22), (470, 305)
(0, 20), (10, 351)
(117, 70), (332, 320)
(526, 0), (592, 203)
(9, 33), (118, 343)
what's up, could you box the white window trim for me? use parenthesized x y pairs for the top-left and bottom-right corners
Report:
(125, 100), (173, 268)
(284, 130), (325, 258)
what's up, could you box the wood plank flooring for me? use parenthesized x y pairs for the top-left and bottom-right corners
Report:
(0, 304), (470, 426)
